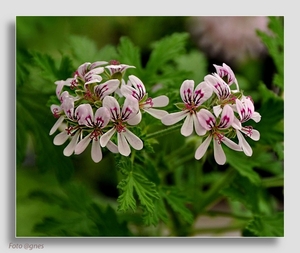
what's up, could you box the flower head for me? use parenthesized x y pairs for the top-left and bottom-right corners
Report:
(69, 61), (107, 89)
(161, 80), (213, 136)
(121, 75), (169, 120)
(74, 104), (118, 163)
(195, 105), (242, 165)
(232, 96), (261, 156)
(100, 96), (143, 156)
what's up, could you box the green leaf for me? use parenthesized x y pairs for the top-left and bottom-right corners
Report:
(117, 174), (137, 212)
(245, 212), (284, 237)
(175, 50), (208, 84)
(257, 16), (283, 89)
(225, 147), (261, 185)
(146, 32), (189, 74)
(30, 51), (60, 82)
(88, 204), (132, 236)
(17, 89), (74, 183)
(117, 172), (159, 215)
(255, 83), (284, 145)
(117, 36), (142, 74)
(221, 174), (263, 215)
(160, 186), (194, 224)
(69, 35), (119, 65)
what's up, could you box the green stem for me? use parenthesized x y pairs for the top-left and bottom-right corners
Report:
(196, 167), (236, 213)
(145, 124), (181, 140)
(261, 175), (284, 188)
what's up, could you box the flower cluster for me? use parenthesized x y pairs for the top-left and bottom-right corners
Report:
(161, 63), (261, 165)
(50, 61), (261, 165)
(49, 60), (169, 162)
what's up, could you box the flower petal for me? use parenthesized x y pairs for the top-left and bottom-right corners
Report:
(213, 63), (236, 86)
(180, 80), (194, 104)
(123, 128), (143, 151)
(53, 130), (69, 145)
(241, 127), (260, 141)
(127, 110), (142, 125)
(102, 96), (120, 121)
(120, 84), (136, 99)
(252, 112), (261, 123)
(144, 108), (168, 120)
(50, 116), (65, 135)
(161, 111), (187, 126)
(221, 136), (242, 151)
(91, 139), (102, 163)
(213, 105), (222, 118)
(75, 104), (94, 126)
(193, 113), (206, 136)
(63, 131), (80, 157)
(195, 135), (212, 160)
(128, 75), (146, 99)
(197, 109), (215, 131)
(181, 114), (194, 137)
(106, 140), (119, 153)
(94, 79), (120, 100)
(94, 107), (111, 128)
(100, 128), (116, 147)
(213, 138), (226, 165)
(218, 104), (234, 129)
(193, 81), (213, 106)
(152, 95), (169, 107)
(118, 132), (131, 156)
(75, 133), (92, 154)
(122, 97), (139, 121)
(236, 131), (252, 156)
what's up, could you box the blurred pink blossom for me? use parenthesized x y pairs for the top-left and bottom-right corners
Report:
(187, 16), (270, 64)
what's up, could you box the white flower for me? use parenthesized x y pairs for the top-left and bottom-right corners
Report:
(68, 61), (107, 88)
(100, 96), (143, 156)
(105, 60), (135, 76)
(74, 104), (118, 163)
(94, 79), (120, 100)
(161, 80), (212, 137)
(121, 75), (169, 120)
(196, 105), (242, 165)
(233, 96), (261, 156)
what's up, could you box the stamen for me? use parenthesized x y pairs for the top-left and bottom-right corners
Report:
(243, 126), (253, 137)
(90, 129), (101, 141)
(214, 132), (224, 144)
(115, 122), (126, 133)
(52, 108), (60, 118)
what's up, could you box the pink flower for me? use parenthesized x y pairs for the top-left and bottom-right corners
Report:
(195, 105), (242, 165)
(121, 75), (169, 120)
(161, 80), (213, 136)
(74, 104), (118, 163)
(188, 16), (270, 64)
(100, 96), (143, 156)
(105, 60), (135, 76)
(233, 96), (261, 156)
(69, 61), (107, 88)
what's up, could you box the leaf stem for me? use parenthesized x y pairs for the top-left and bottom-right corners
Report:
(145, 124), (181, 140)
(196, 167), (236, 213)
(261, 175), (284, 188)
